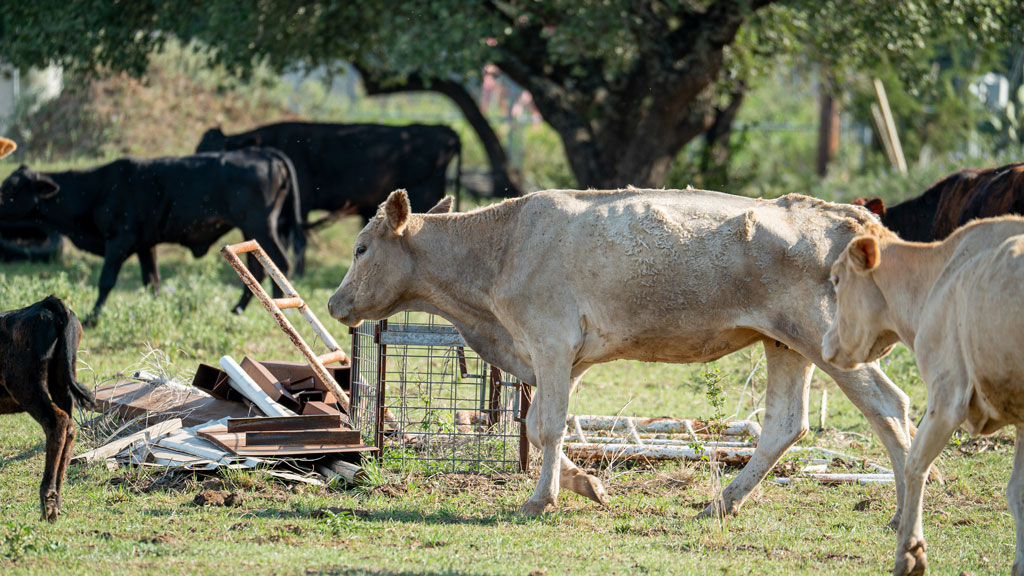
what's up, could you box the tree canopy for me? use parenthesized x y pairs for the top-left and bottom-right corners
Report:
(3, 1), (1022, 190)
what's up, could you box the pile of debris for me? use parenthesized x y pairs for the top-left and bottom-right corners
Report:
(76, 357), (373, 485)
(72, 239), (375, 486)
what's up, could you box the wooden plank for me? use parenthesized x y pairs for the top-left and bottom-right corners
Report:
(198, 426), (376, 457)
(259, 361), (349, 393)
(220, 355), (296, 417)
(93, 381), (253, 428)
(301, 401), (342, 416)
(227, 414), (344, 433)
(245, 429), (361, 446)
(73, 418), (183, 463)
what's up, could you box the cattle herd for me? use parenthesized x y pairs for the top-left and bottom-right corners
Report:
(2, 130), (1024, 574)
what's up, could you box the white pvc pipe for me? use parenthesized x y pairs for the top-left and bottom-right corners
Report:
(219, 355), (296, 418)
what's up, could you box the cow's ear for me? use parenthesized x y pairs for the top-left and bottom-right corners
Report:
(426, 196), (454, 215)
(848, 236), (880, 272)
(33, 174), (59, 199)
(864, 198), (885, 216)
(0, 137), (16, 159)
(384, 189), (411, 236)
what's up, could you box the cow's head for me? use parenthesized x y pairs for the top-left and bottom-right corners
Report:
(328, 189), (454, 326)
(0, 165), (59, 220)
(822, 235), (898, 369)
(195, 127), (226, 152)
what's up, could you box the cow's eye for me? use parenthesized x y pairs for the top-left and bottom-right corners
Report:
(354, 245), (367, 258)
(830, 275), (839, 289)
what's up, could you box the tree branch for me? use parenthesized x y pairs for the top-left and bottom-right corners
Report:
(355, 64), (523, 197)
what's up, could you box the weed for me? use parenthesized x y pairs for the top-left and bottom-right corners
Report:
(1, 522), (59, 562)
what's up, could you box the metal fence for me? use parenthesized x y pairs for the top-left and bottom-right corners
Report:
(350, 312), (528, 473)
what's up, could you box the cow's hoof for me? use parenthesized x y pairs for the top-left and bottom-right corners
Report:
(1012, 560), (1024, 576)
(695, 498), (733, 521)
(564, 472), (609, 508)
(42, 494), (60, 522)
(518, 497), (553, 516)
(893, 538), (926, 576)
(82, 315), (100, 329)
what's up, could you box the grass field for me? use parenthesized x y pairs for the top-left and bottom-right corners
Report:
(0, 160), (1018, 575)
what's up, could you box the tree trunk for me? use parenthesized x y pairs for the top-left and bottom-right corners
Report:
(816, 75), (840, 178)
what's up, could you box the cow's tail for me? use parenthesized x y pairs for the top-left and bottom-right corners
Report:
(265, 148), (307, 275)
(452, 132), (462, 212)
(41, 296), (95, 410)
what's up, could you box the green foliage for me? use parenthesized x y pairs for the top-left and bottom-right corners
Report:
(0, 523), (59, 562)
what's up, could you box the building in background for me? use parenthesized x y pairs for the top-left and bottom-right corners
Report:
(0, 61), (63, 132)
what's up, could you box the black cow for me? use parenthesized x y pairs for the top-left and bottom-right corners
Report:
(0, 149), (304, 321)
(853, 162), (1024, 242)
(0, 296), (93, 521)
(197, 122), (461, 271)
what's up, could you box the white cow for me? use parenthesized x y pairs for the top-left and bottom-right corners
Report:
(823, 215), (1024, 575)
(330, 188), (913, 523)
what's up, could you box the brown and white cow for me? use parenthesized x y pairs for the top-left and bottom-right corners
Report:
(823, 216), (1024, 576)
(329, 188), (914, 524)
(853, 162), (1024, 242)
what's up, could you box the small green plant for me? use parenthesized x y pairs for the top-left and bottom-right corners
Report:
(1, 522), (59, 562)
(317, 508), (359, 537)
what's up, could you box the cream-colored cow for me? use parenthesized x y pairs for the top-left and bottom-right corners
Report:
(330, 188), (914, 523)
(823, 215), (1024, 576)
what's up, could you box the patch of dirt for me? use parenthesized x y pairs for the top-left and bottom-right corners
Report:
(368, 483), (407, 498)
(615, 469), (696, 496)
(954, 434), (1015, 456)
(138, 534), (177, 545)
(853, 498), (876, 511)
(193, 489), (244, 507)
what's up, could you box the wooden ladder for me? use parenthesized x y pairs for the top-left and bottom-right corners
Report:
(221, 240), (352, 414)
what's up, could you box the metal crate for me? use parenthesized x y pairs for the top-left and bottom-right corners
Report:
(350, 312), (529, 473)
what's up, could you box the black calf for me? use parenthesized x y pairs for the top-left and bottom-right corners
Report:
(0, 296), (94, 521)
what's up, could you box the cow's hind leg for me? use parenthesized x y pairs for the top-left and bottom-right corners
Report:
(698, 342), (812, 520)
(49, 380), (77, 516)
(520, 353), (573, 516)
(822, 361), (912, 531)
(139, 246), (161, 296)
(893, 396), (962, 576)
(14, 367), (69, 522)
(1007, 426), (1024, 576)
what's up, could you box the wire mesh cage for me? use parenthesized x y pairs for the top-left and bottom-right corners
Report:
(350, 312), (528, 473)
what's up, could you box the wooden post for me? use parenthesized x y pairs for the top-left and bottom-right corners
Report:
(818, 389), (828, 430)
(872, 78), (907, 173)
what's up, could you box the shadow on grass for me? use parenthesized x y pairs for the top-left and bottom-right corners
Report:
(303, 565), (495, 569)
(240, 505), (514, 527)
(0, 441), (44, 468)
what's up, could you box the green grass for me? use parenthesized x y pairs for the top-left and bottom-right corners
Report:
(0, 159), (1018, 575)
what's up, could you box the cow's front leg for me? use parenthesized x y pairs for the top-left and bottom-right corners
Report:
(698, 343), (812, 520)
(1008, 427), (1024, 576)
(556, 375), (608, 507)
(138, 246), (161, 296)
(520, 355), (572, 516)
(87, 239), (134, 325)
(893, 401), (960, 576)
